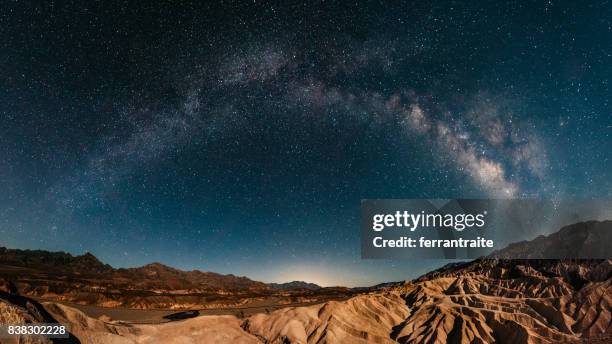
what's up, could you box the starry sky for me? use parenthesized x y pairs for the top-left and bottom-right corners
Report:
(1, 1), (611, 286)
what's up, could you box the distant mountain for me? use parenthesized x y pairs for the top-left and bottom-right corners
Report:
(0, 247), (338, 294)
(119, 262), (270, 291)
(490, 220), (612, 259)
(268, 281), (321, 290)
(0, 247), (113, 274)
(0, 247), (354, 309)
(364, 280), (406, 290)
(0, 247), (268, 292)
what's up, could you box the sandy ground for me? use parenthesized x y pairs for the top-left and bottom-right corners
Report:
(35, 297), (351, 324)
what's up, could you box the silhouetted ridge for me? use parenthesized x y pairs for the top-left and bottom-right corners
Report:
(490, 220), (612, 259)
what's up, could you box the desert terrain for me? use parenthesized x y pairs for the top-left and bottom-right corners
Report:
(1, 221), (610, 343)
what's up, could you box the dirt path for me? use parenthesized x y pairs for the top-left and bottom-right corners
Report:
(37, 297), (351, 324)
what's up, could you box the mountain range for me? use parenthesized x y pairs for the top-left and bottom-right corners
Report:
(0, 247), (343, 310)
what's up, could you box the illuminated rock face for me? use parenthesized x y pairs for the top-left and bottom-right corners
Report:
(238, 222), (612, 343)
(391, 259), (611, 344)
(241, 258), (610, 344)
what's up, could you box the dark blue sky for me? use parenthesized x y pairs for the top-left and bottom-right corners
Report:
(1, 1), (610, 286)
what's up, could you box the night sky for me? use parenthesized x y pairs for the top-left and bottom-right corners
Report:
(1, 1), (611, 286)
